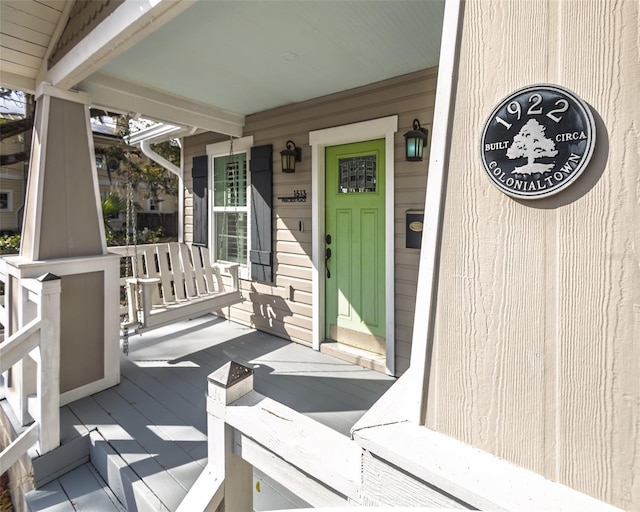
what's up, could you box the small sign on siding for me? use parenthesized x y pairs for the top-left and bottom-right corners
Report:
(480, 84), (596, 199)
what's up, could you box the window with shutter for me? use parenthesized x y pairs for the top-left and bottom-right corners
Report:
(192, 155), (208, 246)
(213, 153), (248, 265)
(206, 136), (255, 278)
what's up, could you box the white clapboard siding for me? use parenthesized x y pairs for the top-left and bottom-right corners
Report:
(183, 69), (437, 375)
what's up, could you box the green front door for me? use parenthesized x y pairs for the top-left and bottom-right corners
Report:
(325, 139), (385, 354)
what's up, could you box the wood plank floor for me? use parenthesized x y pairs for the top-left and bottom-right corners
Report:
(48, 315), (396, 510)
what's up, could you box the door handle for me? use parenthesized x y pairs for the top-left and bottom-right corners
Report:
(325, 247), (332, 278)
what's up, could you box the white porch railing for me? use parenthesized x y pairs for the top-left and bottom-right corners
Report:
(0, 262), (62, 475)
(177, 360), (625, 512)
(177, 361), (362, 512)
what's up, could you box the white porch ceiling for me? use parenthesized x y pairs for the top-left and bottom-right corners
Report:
(1, 0), (445, 133)
(0, 0), (71, 92)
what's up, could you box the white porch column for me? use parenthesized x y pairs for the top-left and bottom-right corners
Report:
(6, 84), (120, 405)
(21, 84), (106, 260)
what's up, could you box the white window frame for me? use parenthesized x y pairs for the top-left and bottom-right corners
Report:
(0, 191), (12, 211)
(96, 154), (107, 171)
(206, 136), (254, 279)
(147, 197), (162, 212)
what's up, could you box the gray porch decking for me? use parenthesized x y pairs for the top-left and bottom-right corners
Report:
(25, 315), (395, 511)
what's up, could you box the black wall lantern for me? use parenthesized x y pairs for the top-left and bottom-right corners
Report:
(404, 119), (429, 161)
(280, 140), (302, 173)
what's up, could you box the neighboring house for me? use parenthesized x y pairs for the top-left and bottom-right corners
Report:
(0, 112), (27, 234)
(93, 125), (179, 237)
(0, 0), (638, 511)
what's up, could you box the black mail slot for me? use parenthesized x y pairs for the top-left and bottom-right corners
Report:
(406, 210), (424, 249)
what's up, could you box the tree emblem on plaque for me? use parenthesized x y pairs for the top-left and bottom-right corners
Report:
(506, 119), (558, 175)
(480, 84), (596, 199)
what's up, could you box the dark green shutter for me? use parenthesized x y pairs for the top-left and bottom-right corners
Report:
(192, 155), (208, 247)
(250, 145), (273, 282)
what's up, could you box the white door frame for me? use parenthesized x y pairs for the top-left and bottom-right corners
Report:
(309, 115), (398, 375)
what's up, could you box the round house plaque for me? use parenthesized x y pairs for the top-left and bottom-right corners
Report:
(480, 84), (596, 199)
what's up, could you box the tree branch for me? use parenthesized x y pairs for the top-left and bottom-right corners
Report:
(0, 118), (33, 141)
(0, 151), (30, 166)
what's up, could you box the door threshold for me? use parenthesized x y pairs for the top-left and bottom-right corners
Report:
(320, 341), (387, 374)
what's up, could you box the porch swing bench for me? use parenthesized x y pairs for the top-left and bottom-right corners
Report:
(117, 242), (242, 333)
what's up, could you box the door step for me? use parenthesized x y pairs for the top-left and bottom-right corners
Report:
(320, 341), (388, 374)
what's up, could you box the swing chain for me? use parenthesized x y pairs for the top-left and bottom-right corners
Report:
(122, 169), (141, 356)
(122, 178), (132, 355)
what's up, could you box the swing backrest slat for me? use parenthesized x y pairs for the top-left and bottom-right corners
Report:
(191, 246), (209, 296)
(168, 242), (186, 301)
(142, 246), (160, 305)
(179, 243), (198, 299)
(155, 244), (176, 303)
(200, 247), (219, 293)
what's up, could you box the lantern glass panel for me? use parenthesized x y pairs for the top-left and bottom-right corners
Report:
(282, 152), (295, 172)
(406, 137), (424, 160)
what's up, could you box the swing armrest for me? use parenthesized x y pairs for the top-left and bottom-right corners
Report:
(126, 278), (161, 322)
(218, 264), (239, 291)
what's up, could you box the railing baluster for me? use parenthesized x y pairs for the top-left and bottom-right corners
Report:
(0, 271), (62, 475)
(36, 274), (61, 453)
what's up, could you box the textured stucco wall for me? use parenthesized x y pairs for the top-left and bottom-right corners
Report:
(426, 0), (639, 509)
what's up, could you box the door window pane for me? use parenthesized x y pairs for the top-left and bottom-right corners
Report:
(338, 155), (376, 193)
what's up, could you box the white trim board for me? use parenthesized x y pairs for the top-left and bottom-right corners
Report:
(408, 0), (464, 423)
(0, 70), (36, 94)
(309, 115), (398, 376)
(35, 83), (90, 105)
(353, 420), (622, 511)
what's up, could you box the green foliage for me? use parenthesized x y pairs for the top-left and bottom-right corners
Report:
(106, 226), (164, 246)
(101, 192), (128, 232)
(0, 228), (166, 252)
(0, 233), (20, 255)
(101, 192), (164, 246)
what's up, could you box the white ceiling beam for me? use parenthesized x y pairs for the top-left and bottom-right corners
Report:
(127, 123), (204, 145)
(79, 73), (244, 137)
(126, 123), (184, 145)
(0, 69), (35, 93)
(37, 0), (196, 90)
